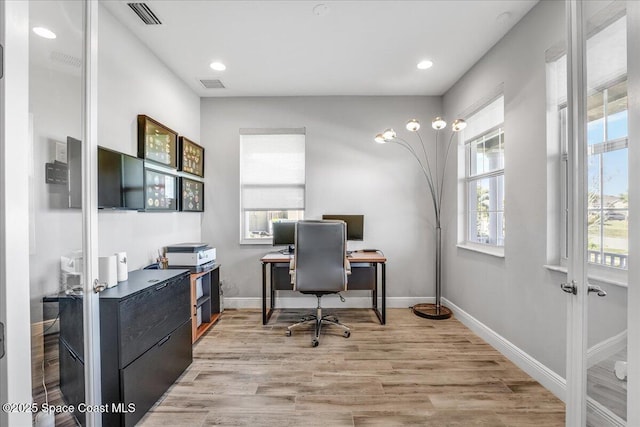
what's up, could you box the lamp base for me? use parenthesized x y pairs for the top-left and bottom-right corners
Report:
(412, 303), (452, 320)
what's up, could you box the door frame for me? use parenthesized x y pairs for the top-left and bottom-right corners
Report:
(0, 1), (103, 425)
(627, 2), (640, 426)
(82, 1), (103, 423)
(565, 0), (589, 425)
(565, 1), (640, 425)
(0, 1), (33, 425)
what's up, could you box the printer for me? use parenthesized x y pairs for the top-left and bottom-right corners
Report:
(166, 243), (216, 271)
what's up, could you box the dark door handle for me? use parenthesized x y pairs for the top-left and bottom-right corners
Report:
(588, 284), (607, 297)
(155, 283), (168, 291)
(560, 281), (577, 295)
(158, 335), (171, 347)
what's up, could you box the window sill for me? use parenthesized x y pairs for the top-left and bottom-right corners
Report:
(457, 242), (505, 258)
(240, 239), (273, 246)
(543, 264), (628, 288)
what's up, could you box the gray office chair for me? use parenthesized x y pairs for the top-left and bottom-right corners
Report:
(287, 220), (351, 347)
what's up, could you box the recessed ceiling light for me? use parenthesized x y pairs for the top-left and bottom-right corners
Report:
(33, 27), (57, 39)
(209, 62), (226, 71)
(417, 60), (433, 70)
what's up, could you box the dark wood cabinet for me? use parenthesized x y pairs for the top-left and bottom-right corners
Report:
(59, 269), (193, 427)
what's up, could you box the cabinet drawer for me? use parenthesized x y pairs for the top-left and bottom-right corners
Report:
(118, 274), (190, 367)
(59, 296), (84, 360)
(120, 320), (192, 427)
(59, 339), (86, 427)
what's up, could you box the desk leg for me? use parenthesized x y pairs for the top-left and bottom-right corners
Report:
(270, 271), (275, 311)
(262, 262), (267, 325)
(381, 262), (386, 325)
(372, 262), (384, 325)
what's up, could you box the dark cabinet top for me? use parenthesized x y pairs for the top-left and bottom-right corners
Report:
(99, 269), (189, 300)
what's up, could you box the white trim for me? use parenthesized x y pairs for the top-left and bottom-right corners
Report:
(626, 3), (640, 424)
(0, 1), (33, 425)
(587, 396), (626, 427)
(442, 297), (567, 402)
(224, 296), (434, 310)
(566, 1), (590, 424)
(587, 330), (627, 369)
(240, 127), (306, 136)
(82, 1), (102, 422)
(457, 243), (505, 258)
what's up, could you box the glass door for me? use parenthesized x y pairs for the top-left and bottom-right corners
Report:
(565, 0), (636, 425)
(27, 1), (102, 426)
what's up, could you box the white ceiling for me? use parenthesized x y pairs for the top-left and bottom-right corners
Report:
(102, 0), (537, 97)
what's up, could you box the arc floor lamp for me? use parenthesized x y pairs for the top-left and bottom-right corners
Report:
(374, 116), (466, 320)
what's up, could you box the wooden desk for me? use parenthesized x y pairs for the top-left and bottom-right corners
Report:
(260, 251), (387, 325)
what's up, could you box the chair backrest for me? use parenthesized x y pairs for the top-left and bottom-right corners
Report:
(293, 220), (348, 293)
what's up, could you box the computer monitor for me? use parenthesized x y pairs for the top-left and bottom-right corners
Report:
(273, 221), (296, 254)
(322, 214), (364, 241)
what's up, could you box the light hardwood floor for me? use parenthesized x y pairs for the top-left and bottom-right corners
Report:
(139, 308), (565, 427)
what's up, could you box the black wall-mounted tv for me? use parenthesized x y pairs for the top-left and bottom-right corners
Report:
(98, 146), (144, 210)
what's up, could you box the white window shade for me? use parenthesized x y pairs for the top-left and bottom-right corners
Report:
(242, 185), (304, 210)
(463, 96), (504, 142)
(240, 132), (306, 211)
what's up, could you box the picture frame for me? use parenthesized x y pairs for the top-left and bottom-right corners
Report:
(180, 177), (204, 212)
(137, 115), (178, 169)
(144, 168), (178, 211)
(179, 136), (205, 178)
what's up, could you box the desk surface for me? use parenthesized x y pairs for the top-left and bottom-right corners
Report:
(261, 251), (386, 263)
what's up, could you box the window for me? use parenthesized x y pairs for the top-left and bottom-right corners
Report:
(239, 130), (305, 243)
(559, 80), (628, 269)
(548, 15), (628, 270)
(463, 96), (505, 246)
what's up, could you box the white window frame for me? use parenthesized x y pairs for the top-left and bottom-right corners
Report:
(462, 96), (505, 249)
(239, 129), (306, 245)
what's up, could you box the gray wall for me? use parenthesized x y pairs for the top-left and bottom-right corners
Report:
(442, 0), (627, 377)
(200, 96), (442, 303)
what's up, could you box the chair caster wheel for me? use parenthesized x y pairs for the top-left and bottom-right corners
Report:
(343, 331), (351, 338)
(285, 330), (292, 337)
(311, 339), (319, 347)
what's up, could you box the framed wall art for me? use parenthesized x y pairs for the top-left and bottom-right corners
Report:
(144, 168), (178, 211)
(137, 115), (178, 169)
(179, 136), (205, 178)
(180, 177), (204, 212)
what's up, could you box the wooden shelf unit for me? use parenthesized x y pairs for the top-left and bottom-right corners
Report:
(190, 264), (221, 343)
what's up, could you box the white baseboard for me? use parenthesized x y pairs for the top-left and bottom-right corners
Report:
(224, 296), (433, 310)
(587, 329), (627, 368)
(587, 396), (626, 427)
(442, 297), (567, 402)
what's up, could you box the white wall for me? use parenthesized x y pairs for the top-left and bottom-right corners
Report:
(27, 4), (202, 320)
(442, 0), (627, 377)
(97, 4), (201, 270)
(200, 96), (442, 302)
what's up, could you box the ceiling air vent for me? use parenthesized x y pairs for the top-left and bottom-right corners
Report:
(50, 51), (82, 68)
(200, 79), (226, 89)
(127, 2), (162, 25)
